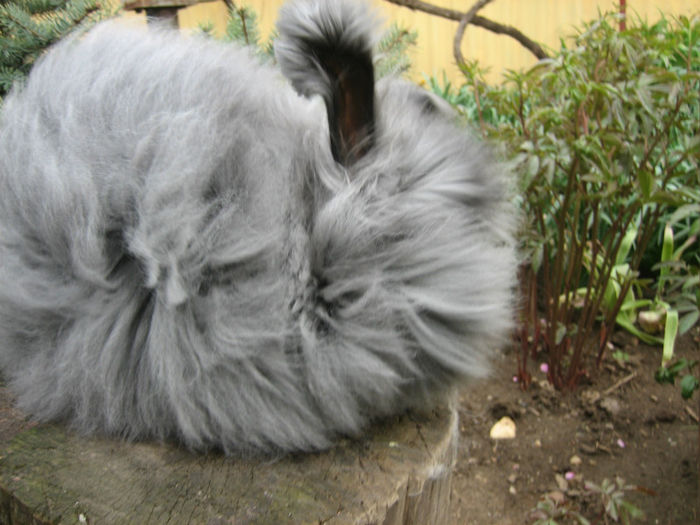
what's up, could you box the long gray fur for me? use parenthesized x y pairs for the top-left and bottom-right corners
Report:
(0, 0), (517, 455)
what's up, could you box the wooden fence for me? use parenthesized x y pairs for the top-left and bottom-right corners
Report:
(166, 0), (698, 84)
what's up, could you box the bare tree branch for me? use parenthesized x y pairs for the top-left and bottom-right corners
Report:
(384, 0), (549, 60)
(453, 0), (494, 68)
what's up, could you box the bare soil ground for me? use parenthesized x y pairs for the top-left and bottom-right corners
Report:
(450, 326), (699, 525)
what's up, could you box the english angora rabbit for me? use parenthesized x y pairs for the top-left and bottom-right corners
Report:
(0, 0), (516, 455)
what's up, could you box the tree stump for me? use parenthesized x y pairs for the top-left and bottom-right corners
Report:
(0, 387), (458, 525)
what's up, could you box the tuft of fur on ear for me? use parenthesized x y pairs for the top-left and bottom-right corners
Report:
(275, 0), (379, 165)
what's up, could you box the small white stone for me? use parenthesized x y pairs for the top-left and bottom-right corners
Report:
(569, 455), (582, 466)
(489, 417), (516, 439)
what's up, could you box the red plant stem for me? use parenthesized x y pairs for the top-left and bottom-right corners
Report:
(571, 205), (601, 373)
(516, 261), (539, 388)
(535, 211), (558, 384)
(562, 202), (592, 385)
(560, 189), (586, 334)
(550, 159), (580, 387)
(620, 0), (627, 31)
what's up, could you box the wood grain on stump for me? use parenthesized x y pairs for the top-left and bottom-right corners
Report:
(0, 389), (458, 525)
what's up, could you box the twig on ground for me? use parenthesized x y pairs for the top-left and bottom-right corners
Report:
(602, 372), (638, 396)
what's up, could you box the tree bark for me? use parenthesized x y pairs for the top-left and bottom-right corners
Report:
(453, 0), (495, 68)
(384, 0), (549, 60)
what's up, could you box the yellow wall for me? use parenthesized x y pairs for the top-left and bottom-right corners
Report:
(172, 0), (698, 84)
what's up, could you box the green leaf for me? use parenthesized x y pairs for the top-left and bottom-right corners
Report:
(616, 227), (637, 265)
(605, 497), (619, 521)
(657, 224), (675, 294)
(661, 309), (679, 366)
(616, 316), (663, 345)
(576, 514), (591, 525)
(555, 323), (567, 345)
(619, 499), (646, 520)
(661, 224), (675, 264)
(612, 350), (630, 362)
(638, 168), (654, 200)
(655, 366), (674, 384)
(679, 310), (699, 335)
(667, 204), (700, 226)
(680, 374), (699, 399)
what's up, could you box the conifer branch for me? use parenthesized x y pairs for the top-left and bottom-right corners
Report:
(0, 0), (107, 101)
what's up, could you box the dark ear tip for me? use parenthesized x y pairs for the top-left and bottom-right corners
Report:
(275, 0), (379, 166)
(275, 0), (379, 99)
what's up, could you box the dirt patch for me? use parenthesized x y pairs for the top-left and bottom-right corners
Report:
(450, 327), (699, 525)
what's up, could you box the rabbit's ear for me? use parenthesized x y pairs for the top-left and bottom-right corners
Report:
(275, 0), (378, 166)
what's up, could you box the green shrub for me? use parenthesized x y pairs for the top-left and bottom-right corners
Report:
(430, 13), (699, 388)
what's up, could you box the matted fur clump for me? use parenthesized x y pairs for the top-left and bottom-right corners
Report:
(0, 0), (516, 454)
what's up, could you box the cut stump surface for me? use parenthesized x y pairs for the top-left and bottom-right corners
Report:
(0, 393), (457, 525)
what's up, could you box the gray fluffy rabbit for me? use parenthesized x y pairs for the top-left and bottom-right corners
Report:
(0, 0), (516, 454)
